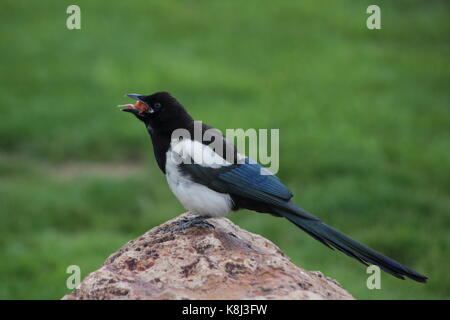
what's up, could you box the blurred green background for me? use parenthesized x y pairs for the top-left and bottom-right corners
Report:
(1, 0), (449, 299)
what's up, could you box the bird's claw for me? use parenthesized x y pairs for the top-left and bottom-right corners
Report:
(169, 216), (215, 232)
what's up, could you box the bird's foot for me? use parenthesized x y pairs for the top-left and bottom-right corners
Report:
(170, 215), (215, 232)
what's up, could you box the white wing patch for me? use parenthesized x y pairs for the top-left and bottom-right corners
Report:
(169, 138), (232, 168)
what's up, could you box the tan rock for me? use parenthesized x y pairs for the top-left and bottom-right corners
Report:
(63, 212), (354, 300)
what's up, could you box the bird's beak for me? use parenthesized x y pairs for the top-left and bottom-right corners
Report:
(119, 94), (153, 114)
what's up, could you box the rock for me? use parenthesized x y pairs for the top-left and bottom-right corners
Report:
(63, 212), (354, 300)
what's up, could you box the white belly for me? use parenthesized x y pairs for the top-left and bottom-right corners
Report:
(165, 146), (233, 218)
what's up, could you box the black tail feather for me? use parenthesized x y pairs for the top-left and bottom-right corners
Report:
(273, 205), (427, 283)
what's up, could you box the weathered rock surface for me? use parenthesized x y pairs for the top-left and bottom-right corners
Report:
(63, 212), (354, 300)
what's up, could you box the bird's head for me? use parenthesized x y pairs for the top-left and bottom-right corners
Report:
(120, 91), (193, 132)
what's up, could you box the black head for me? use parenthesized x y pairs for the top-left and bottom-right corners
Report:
(120, 92), (193, 133)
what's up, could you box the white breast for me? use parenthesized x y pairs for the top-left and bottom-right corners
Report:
(165, 139), (233, 218)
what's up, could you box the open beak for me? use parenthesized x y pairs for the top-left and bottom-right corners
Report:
(119, 94), (153, 114)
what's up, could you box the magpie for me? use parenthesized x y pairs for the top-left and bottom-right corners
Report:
(119, 91), (427, 283)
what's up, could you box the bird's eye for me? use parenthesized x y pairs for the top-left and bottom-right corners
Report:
(154, 102), (161, 109)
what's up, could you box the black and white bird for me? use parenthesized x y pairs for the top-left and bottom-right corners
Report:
(120, 91), (427, 283)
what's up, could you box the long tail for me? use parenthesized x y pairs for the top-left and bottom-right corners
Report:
(272, 203), (427, 283)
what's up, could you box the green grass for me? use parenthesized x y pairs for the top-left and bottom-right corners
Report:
(0, 0), (449, 299)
